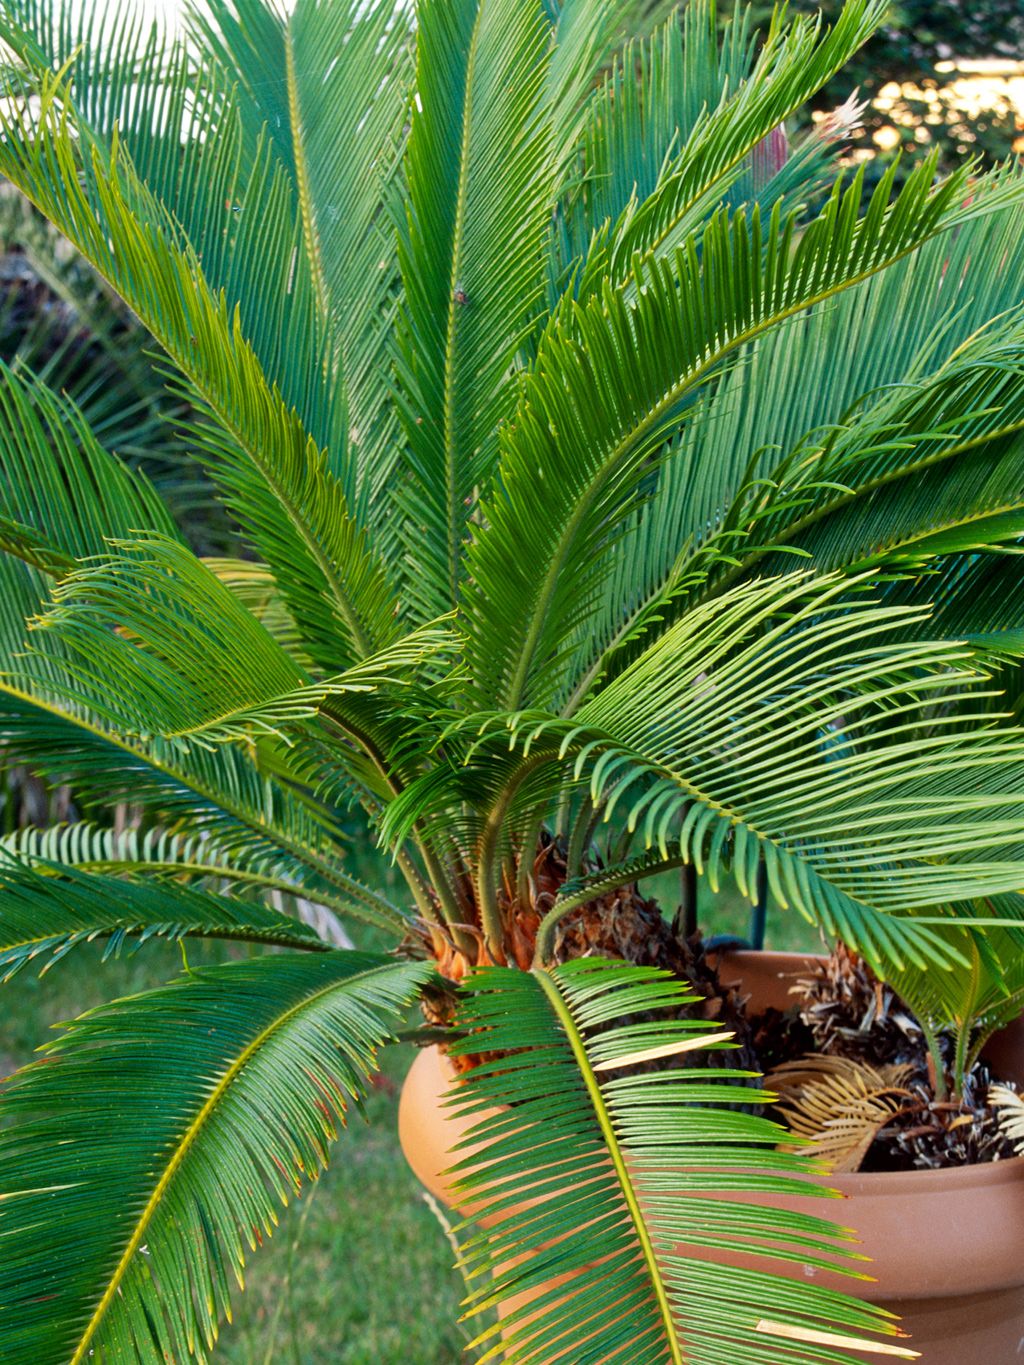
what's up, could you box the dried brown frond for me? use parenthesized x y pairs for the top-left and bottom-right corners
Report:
(982, 1084), (1024, 1156)
(792, 943), (921, 1065)
(767, 1054), (916, 1173)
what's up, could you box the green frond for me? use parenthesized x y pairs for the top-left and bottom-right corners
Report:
(0, 0), (340, 454)
(0, 855), (329, 983)
(457, 573), (1024, 970)
(878, 915), (1024, 1057)
(394, 0), (554, 619)
(27, 535), (310, 743)
(450, 959), (912, 1363)
(595, 314), (1024, 694)
(0, 952), (431, 1363)
(567, 0), (886, 292)
(0, 820), (408, 933)
(467, 155), (1002, 709)
(747, 328), (1024, 578)
(0, 362), (180, 573)
(0, 62), (397, 669)
(187, 0), (414, 508)
(28, 535), (458, 748)
(575, 187), (1024, 695)
(0, 557), (402, 923)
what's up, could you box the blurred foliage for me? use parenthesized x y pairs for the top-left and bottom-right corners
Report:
(722, 0), (1024, 190)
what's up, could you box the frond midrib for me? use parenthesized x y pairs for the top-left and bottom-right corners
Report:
(285, 12), (329, 321)
(4, 917), (328, 957)
(533, 966), (685, 1365)
(442, 0), (486, 609)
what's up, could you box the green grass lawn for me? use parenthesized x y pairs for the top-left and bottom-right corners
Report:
(0, 873), (818, 1361)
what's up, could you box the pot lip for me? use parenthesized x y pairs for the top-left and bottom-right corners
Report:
(830, 1150), (1024, 1193)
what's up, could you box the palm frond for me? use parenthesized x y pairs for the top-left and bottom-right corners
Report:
(187, 0), (414, 509)
(572, 316), (1024, 704)
(0, 62), (397, 668)
(0, 820), (405, 932)
(0, 854), (329, 982)
(0, 0), (339, 453)
(0, 362), (179, 575)
(450, 958), (915, 1363)
(454, 573), (1024, 970)
(574, 187), (1024, 697)
(567, 0), (886, 292)
(28, 535), (458, 749)
(394, 0), (554, 620)
(876, 917), (1024, 1070)
(26, 535), (308, 742)
(0, 557), (401, 924)
(467, 156), (1004, 709)
(0, 951), (430, 1363)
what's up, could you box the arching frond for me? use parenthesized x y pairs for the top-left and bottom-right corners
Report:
(0, 0), (338, 451)
(572, 189), (1024, 699)
(0, 64), (398, 669)
(451, 959), (914, 1363)
(453, 574), (1024, 969)
(568, 0), (886, 292)
(570, 315), (1024, 706)
(0, 820), (407, 933)
(877, 916), (1024, 1075)
(0, 952), (431, 1363)
(0, 363), (180, 575)
(0, 558), (398, 923)
(28, 535), (458, 746)
(0, 854), (328, 982)
(187, 0), (414, 507)
(467, 157), (1004, 709)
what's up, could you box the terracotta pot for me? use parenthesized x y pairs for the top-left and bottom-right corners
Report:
(399, 951), (1024, 1363)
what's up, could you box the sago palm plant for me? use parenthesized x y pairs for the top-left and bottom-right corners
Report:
(2, 0), (1024, 1359)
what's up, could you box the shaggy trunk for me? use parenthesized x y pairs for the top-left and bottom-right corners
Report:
(425, 832), (759, 1073)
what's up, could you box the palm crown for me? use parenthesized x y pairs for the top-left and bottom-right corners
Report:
(2, 0), (1024, 1359)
